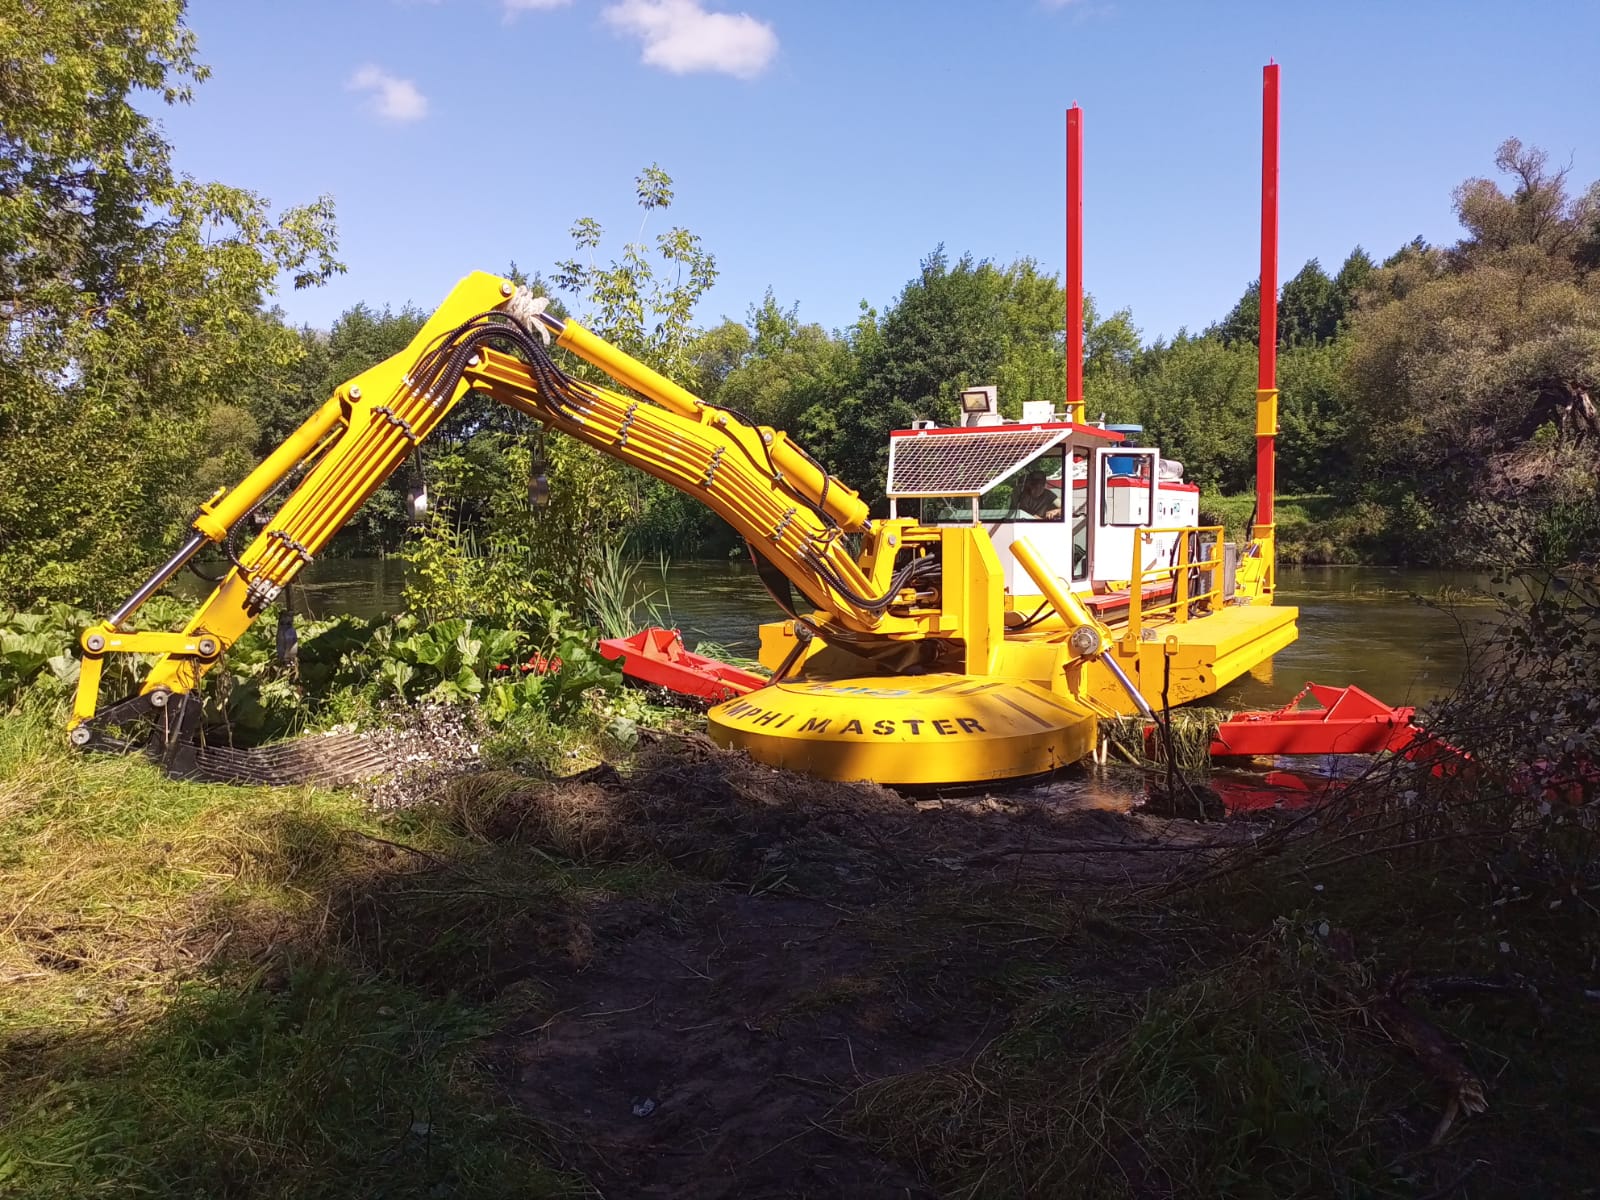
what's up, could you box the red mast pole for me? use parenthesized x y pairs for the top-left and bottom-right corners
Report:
(1066, 104), (1085, 424)
(1254, 63), (1279, 543)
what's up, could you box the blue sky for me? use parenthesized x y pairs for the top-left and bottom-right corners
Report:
(162, 0), (1600, 342)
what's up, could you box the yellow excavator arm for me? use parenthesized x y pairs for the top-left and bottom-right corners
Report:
(68, 271), (962, 749)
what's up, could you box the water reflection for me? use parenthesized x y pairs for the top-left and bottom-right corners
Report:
(1217, 566), (1488, 710)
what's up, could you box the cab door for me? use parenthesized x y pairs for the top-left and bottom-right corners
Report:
(1089, 447), (1157, 581)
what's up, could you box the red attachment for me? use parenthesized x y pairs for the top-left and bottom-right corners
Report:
(1082, 579), (1175, 613)
(1255, 61), (1280, 531)
(1210, 682), (1423, 758)
(597, 627), (767, 703)
(1066, 104), (1084, 420)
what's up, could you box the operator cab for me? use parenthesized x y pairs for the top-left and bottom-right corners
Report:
(884, 388), (1203, 612)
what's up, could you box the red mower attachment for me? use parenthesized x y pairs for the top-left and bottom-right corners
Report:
(1211, 683), (1428, 758)
(597, 627), (767, 704)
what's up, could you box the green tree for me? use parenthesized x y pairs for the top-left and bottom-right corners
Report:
(1130, 336), (1258, 492)
(762, 253), (1141, 503)
(405, 168), (721, 615)
(1076, 294), (1143, 422)
(554, 164), (716, 380)
(687, 318), (752, 401)
(992, 258), (1063, 413)
(789, 302), (880, 486)
(1277, 340), (1351, 493)
(821, 250), (1103, 498)
(715, 296), (850, 431)
(1331, 247), (1375, 322)
(1278, 259), (1339, 346)
(1451, 139), (1597, 267)
(1214, 256), (1351, 350)
(1084, 296), (1141, 380)
(810, 248), (1008, 496)
(1213, 280), (1260, 348)
(1344, 141), (1600, 563)
(0, 0), (342, 606)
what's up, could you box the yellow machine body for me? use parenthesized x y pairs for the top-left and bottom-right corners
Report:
(70, 271), (1294, 788)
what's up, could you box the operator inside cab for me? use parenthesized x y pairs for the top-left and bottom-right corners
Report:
(1015, 468), (1062, 520)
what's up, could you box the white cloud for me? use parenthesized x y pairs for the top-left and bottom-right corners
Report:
(503, 0), (572, 14)
(347, 65), (430, 123)
(602, 0), (777, 79)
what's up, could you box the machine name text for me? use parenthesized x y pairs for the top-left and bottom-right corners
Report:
(720, 701), (987, 737)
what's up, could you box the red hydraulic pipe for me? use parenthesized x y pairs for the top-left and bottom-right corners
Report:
(1066, 104), (1084, 424)
(1255, 62), (1280, 533)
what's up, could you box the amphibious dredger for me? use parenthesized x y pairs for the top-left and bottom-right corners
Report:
(68, 69), (1297, 787)
(67, 275), (1295, 786)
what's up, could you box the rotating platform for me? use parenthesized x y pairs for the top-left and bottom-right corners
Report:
(708, 673), (1098, 786)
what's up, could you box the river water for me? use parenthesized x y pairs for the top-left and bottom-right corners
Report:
(276, 558), (1492, 711)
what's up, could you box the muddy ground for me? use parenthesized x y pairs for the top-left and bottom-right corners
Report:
(384, 734), (1261, 1198)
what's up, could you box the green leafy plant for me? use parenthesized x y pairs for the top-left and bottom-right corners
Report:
(381, 618), (523, 703)
(0, 604), (87, 703)
(482, 603), (621, 724)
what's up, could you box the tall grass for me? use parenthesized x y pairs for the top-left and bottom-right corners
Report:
(852, 578), (1600, 1197)
(854, 935), (1392, 1197)
(0, 698), (586, 1198)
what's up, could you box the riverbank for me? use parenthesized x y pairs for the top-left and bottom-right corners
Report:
(1199, 492), (1409, 566)
(3, 697), (1594, 1198)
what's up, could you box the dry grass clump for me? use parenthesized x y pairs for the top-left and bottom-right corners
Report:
(436, 768), (647, 862)
(0, 727), (353, 1029)
(854, 933), (1386, 1199)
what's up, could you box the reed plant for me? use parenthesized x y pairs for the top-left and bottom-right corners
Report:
(586, 543), (672, 639)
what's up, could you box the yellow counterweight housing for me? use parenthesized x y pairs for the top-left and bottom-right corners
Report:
(708, 675), (1098, 786)
(711, 527), (1102, 785)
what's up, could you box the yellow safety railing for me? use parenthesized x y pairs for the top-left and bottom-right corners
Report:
(1122, 525), (1226, 644)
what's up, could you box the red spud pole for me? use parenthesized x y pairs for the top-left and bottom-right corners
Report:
(1066, 104), (1084, 424)
(1255, 63), (1279, 534)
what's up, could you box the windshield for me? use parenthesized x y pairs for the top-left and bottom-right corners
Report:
(918, 448), (1067, 524)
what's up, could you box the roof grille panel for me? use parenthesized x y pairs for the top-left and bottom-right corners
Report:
(886, 429), (1069, 497)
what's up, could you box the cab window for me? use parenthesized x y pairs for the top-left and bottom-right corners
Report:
(918, 496), (976, 523)
(995, 449), (1064, 522)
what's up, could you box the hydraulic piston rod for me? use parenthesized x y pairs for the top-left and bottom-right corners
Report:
(109, 533), (207, 629)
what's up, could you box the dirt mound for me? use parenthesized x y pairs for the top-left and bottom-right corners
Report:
(492, 891), (958, 1198)
(440, 737), (1219, 897)
(427, 737), (1228, 1197)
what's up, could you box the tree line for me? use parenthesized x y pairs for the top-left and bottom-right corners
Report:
(4, 2), (1598, 615)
